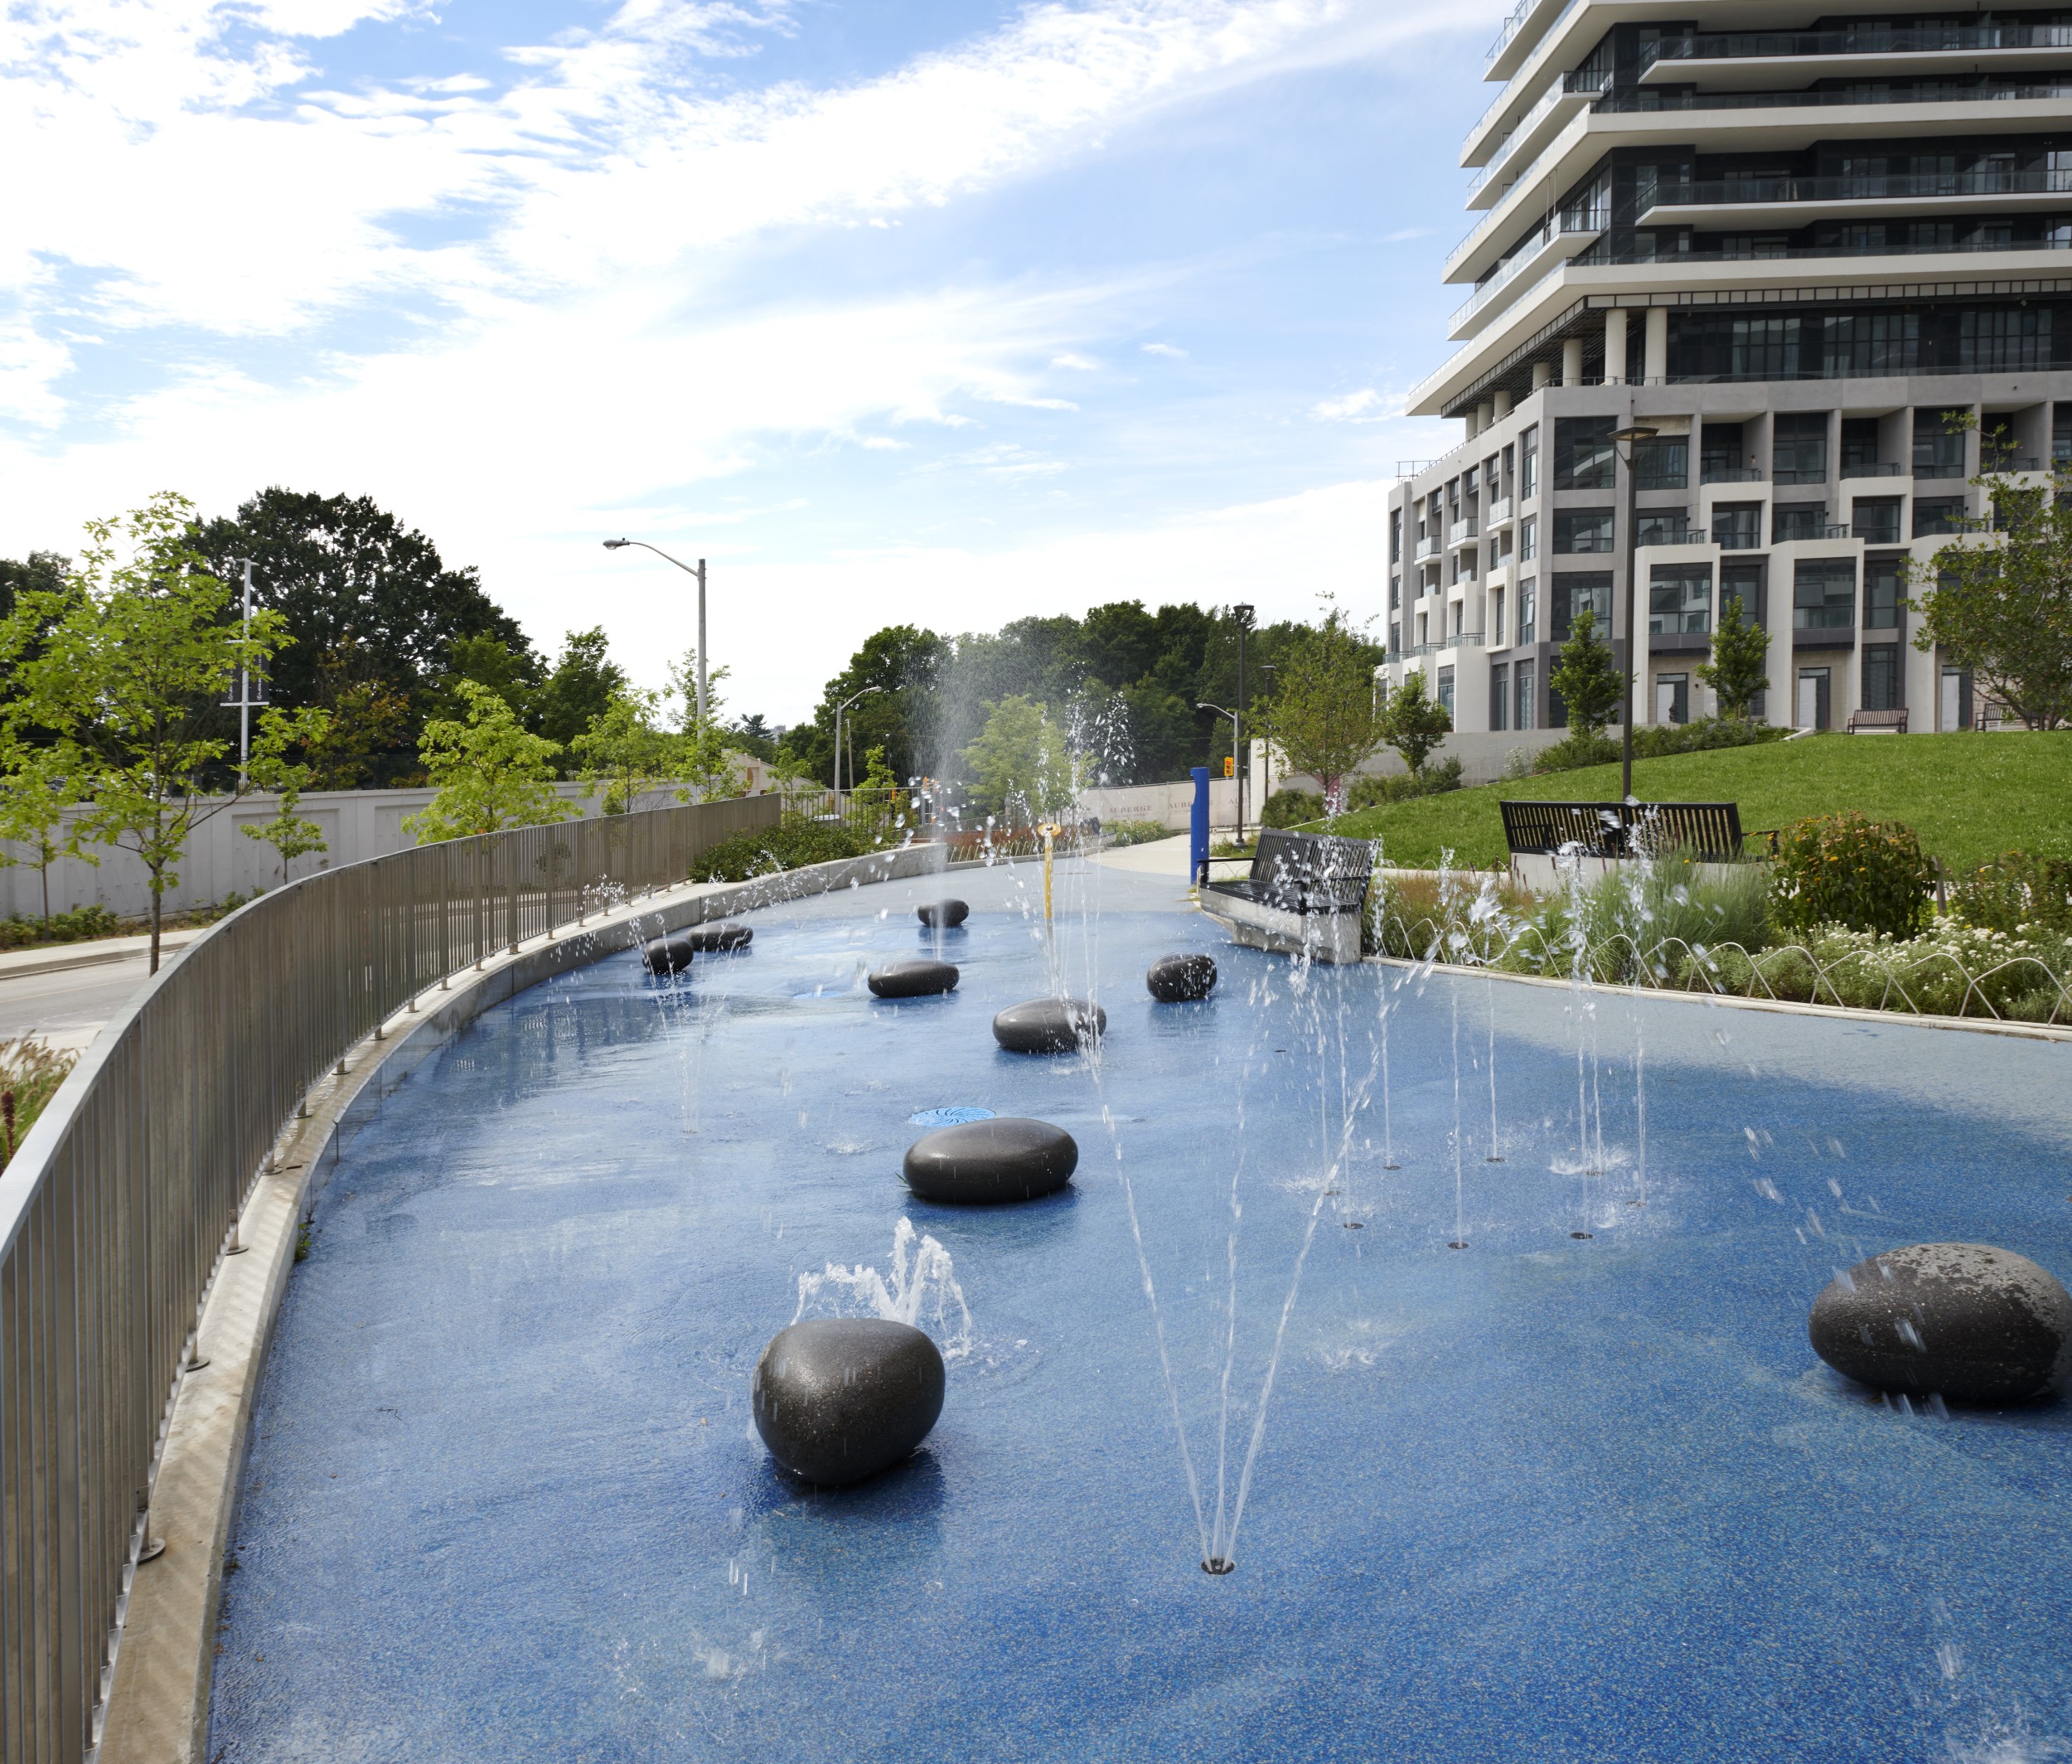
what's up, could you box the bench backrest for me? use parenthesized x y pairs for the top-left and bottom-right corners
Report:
(1499, 800), (1745, 861)
(1847, 707), (1909, 732)
(1251, 827), (1378, 911)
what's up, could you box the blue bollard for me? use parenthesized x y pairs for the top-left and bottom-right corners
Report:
(1188, 766), (1210, 886)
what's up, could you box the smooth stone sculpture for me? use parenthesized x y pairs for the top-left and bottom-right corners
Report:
(752, 1319), (945, 1486)
(903, 1117), (1077, 1204)
(993, 997), (1106, 1054)
(917, 899), (969, 928)
(685, 921), (753, 952)
(1808, 1242), (2072, 1403)
(869, 959), (960, 999)
(641, 933), (694, 976)
(1147, 953), (1218, 1002)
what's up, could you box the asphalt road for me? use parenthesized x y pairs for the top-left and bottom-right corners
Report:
(0, 955), (157, 1054)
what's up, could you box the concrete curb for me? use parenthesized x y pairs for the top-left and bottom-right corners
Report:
(0, 930), (201, 982)
(1369, 950), (2072, 1044)
(96, 841), (946, 1764)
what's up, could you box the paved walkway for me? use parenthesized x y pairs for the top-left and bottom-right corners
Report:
(0, 937), (196, 1053)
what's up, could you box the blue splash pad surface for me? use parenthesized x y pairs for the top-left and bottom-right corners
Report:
(211, 866), (2072, 1762)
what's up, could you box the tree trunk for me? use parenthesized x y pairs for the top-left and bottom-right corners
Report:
(148, 882), (162, 975)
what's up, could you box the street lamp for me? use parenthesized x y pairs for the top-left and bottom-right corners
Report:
(1232, 603), (1256, 847)
(1198, 701), (1242, 846)
(1607, 419), (1659, 803)
(603, 540), (709, 726)
(834, 685), (879, 797)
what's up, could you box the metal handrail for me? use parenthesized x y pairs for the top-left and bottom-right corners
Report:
(0, 792), (780, 1757)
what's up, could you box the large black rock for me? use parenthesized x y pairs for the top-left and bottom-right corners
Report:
(1148, 953), (1218, 1002)
(752, 1319), (946, 1486)
(904, 1117), (1077, 1204)
(869, 959), (960, 999)
(993, 997), (1106, 1054)
(917, 899), (969, 928)
(641, 933), (695, 976)
(685, 921), (753, 952)
(1808, 1242), (2072, 1403)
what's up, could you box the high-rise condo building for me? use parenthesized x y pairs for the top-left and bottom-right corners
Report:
(1382, 2), (2072, 735)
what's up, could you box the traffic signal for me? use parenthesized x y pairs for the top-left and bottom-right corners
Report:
(1223, 757), (1234, 778)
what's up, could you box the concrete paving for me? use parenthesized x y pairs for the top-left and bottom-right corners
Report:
(0, 951), (161, 1054)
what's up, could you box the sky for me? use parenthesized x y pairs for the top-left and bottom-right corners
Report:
(0, 0), (1499, 724)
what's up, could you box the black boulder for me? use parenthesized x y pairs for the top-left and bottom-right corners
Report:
(1148, 953), (1218, 1002)
(993, 997), (1106, 1054)
(904, 1117), (1077, 1204)
(869, 960), (960, 999)
(685, 921), (753, 952)
(1808, 1242), (2072, 1403)
(641, 933), (694, 976)
(752, 1319), (946, 1486)
(917, 899), (970, 928)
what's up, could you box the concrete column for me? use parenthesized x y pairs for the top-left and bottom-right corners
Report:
(1532, 360), (1553, 390)
(1561, 337), (1585, 385)
(1644, 308), (1668, 383)
(1464, 406), (1481, 439)
(1493, 389), (1513, 419)
(1477, 401), (1494, 431)
(1603, 308), (1628, 385)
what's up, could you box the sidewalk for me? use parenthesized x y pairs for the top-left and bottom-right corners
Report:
(0, 928), (201, 982)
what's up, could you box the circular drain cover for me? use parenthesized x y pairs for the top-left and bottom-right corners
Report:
(908, 1106), (997, 1127)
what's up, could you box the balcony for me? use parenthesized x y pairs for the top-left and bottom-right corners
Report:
(1701, 463), (1765, 485)
(1449, 516), (1479, 546)
(1595, 77), (2072, 117)
(1485, 496), (1513, 526)
(1415, 535), (1440, 560)
(1464, 70), (1611, 205)
(1635, 521), (1702, 548)
(1449, 212), (1604, 337)
(1639, 22), (2072, 90)
(1639, 167), (2072, 229)
(1839, 463), (1905, 480)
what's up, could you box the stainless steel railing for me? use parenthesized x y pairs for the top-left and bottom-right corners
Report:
(0, 792), (779, 1760)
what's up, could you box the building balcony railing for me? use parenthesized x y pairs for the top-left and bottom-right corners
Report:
(1639, 167), (2072, 219)
(1774, 466), (1828, 486)
(1640, 22), (2072, 74)
(1464, 69), (1611, 200)
(1636, 521), (1701, 547)
(1449, 215), (1605, 334)
(1840, 463), (1906, 479)
(1486, 495), (1513, 525)
(1595, 78), (2072, 117)
(1701, 463), (1765, 484)
(1775, 522), (1855, 542)
(1388, 632), (1488, 662)
(1449, 516), (1479, 545)
(1572, 233), (2072, 275)
(1415, 535), (1440, 560)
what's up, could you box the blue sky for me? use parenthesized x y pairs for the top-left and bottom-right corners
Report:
(0, 0), (1498, 722)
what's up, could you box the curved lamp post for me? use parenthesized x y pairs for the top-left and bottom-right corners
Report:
(1198, 701), (1243, 846)
(834, 685), (879, 797)
(603, 540), (708, 726)
(1607, 419), (1659, 802)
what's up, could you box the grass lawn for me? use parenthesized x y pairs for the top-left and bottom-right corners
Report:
(1320, 731), (2072, 870)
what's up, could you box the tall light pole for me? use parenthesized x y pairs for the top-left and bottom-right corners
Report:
(1232, 603), (1256, 848)
(603, 540), (708, 725)
(1198, 701), (1241, 841)
(220, 559), (267, 783)
(834, 685), (879, 796)
(1607, 419), (1659, 802)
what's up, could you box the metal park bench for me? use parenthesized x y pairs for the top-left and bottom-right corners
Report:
(1197, 827), (1378, 964)
(1847, 706), (1910, 734)
(1499, 800), (1746, 862)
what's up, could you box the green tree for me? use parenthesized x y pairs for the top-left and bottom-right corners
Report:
(1905, 443), (2072, 729)
(570, 688), (685, 815)
(1549, 607), (1625, 738)
(0, 492), (300, 969)
(785, 624), (948, 788)
(0, 748), (93, 925)
(195, 489), (535, 785)
(961, 695), (1077, 824)
(1256, 604), (1387, 813)
(1376, 668), (1453, 777)
(404, 680), (575, 843)
(240, 767), (331, 886)
(443, 632), (541, 721)
(536, 628), (627, 755)
(1695, 593), (1771, 720)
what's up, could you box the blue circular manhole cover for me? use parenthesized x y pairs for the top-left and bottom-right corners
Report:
(908, 1106), (996, 1127)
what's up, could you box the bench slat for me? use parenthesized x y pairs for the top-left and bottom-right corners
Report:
(1499, 800), (1745, 860)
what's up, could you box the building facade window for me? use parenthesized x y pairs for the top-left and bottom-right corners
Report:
(1389, 508), (1402, 564)
(1389, 575), (1402, 611)
(1720, 560), (1765, 624)
(1635, 510), (1692, 546)
(1552, 573), (1613, 639)
(1492, 587), (1505, 647)
(1852, 497), (1902, 545)
(1553, 416), (1617, 489)
(1554, 508), (1616, 554)
(1491, 662), (1509, 731)
(1862, 643), (1904, 710)
(1635, 436), (1688, 490)
(1773, 412), (1830, 484)
(1794, 559), (1857, 628)
(1436, 666), (1455, 717)
(1774, 503), (1829, 543)
(1714, 504), (1762, 549)
(1518, 579), (1537, 645)
(1914, 409), (1968, 477)
(1649, 565), (1711, 634)
(1798, 665), (1832, 730)
(1520, 426), (1539, 498)
(1865, 560), (1905, 628)
(1915, 496), (1967, 536)
(1655, 671), (1690, 724)
(1840, 417), (1882, 472)
(1519, 515), (1537, 560)
(1515, 658), (1536, 730)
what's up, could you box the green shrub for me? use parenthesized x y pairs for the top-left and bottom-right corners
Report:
(1531, 730), (1620, 774)
(1769, 811), (1935, 939)
(0, 903), (123, 951)
(1687, 919), (2071, 1020)
(0, 1036), (78, 1169)
(1104, 819), (1173, 847)
(1949, 850), (2072, 935)
(691, 819), (876, 882)
(1345, 758), (1464, 812)
(1629, 716), (1789, 759)
(1261, 788), (1324, 829)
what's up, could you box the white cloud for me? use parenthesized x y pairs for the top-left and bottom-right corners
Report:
(1310, 386), (1403, 422)
(1141, 342), (1188, 357)
(1049, 352), (1101, 370)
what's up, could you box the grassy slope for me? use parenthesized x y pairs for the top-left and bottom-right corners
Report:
(1323, 731), (2072, 870)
